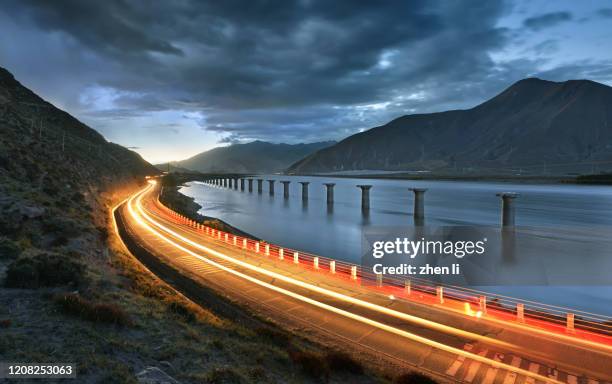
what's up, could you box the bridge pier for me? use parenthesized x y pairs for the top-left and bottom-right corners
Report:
(357, 185), (372, 211)
(409, 188), (427, 225)
(280, 181), (290, 198)
(257, 179), (263, 194)
(324, 183), (335, 205)
(248, 179), (253, 192)
(299, 182), (309, 201)
(267, 180), (275, 196)
(234, 178), (238, 190)
(497, 192), (519, 228)
(240, 178), (245, 191)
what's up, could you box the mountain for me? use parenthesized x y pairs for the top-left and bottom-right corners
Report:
(0, 67), (157, 190)
(177, 140), (335, 174)
(287, 78), (612, 176)
(0, 65), (157, 236)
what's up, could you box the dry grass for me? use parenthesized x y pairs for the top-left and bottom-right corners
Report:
(54, 292), (132, 326)
(4, 251), (85, 289)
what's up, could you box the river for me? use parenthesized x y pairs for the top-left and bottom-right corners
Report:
(180, 175), (612, 315)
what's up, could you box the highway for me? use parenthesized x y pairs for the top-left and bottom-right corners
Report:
(113, 180), (612, 384)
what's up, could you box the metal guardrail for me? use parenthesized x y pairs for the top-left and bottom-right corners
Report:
(152, 197), (612, 340)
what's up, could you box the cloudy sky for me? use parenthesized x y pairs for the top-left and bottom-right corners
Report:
(1, 0), (611, 163)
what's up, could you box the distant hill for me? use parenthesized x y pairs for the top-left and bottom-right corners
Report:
(177, 140), (335, 174)
(287, 78), (612, 176)
(153, 163), (198, 174)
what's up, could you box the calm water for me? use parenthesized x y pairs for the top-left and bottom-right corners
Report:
(180, 176), (612, 315)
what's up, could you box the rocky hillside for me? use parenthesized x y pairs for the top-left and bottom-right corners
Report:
(176, 140), (335, 174)
(288, 78), (612, 176)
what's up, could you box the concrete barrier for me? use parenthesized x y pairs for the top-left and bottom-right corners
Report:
(517, 303), (525, 322)
(437, 286), (444, 304)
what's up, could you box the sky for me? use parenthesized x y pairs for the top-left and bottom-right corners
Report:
(1, 0), (611, 164)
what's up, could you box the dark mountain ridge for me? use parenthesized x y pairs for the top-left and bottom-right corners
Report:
(177, 140), (335, 174)
(288, 78), (612, 176)
(0, 66), (157, 190)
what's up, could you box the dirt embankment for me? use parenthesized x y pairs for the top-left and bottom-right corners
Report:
(159, 175), (257, 240)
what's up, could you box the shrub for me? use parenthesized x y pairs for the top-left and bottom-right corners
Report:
(288, 349), (329, 380)
(0, 237), (20, 260)
(326, 351), (363, 374)
(394, 372), (438, 384)
(4, 252), (85, 288)
(54, 293), (132, 326)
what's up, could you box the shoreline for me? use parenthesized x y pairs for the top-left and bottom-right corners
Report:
(160, 182), (259, 240)
(285, 172), (578, 184)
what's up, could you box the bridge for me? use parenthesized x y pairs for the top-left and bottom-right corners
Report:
(113, 179), (612, 383)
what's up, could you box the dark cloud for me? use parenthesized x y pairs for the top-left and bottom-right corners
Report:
(1, 1), (610, 152)
(597, 8), (612, 18)
(523, 11), (573, 31)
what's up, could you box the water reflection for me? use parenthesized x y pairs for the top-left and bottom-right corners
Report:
(181, 175), (612, 314)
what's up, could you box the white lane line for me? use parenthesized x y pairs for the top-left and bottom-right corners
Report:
(445, 344), (473, 376)
(482, 352), (504, 384)
(464, 350), (488, 382)
(129, 184), (565, 384)
(502, 356), (522, 384)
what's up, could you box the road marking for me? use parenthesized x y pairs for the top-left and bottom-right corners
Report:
(127, 183), (567, 384)
(501, 356), (522, 384)
(482, 352), (504, 384)
(445, 344), (473, 376)
(464, 350), (488, 382)
(525, 362), (541, 384)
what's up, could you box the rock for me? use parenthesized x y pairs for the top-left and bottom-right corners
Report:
(136, 367), (180, 384)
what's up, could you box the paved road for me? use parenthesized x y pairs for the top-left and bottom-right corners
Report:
(114, 181), (612, 384)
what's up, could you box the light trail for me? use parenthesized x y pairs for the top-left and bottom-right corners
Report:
(151, 184), (612, 355)
(126, 182), (566, 384)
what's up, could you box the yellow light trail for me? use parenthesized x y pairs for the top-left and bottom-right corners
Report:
(151, 182), (612, 357)
(126, 182), (566, 384)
